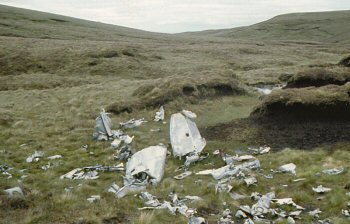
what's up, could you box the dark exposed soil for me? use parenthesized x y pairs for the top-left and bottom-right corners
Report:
(284, 67), (350, 88)
(102, 213), (130, 224)
(202, 118), (350, 149)
(339, 55), (350, 67)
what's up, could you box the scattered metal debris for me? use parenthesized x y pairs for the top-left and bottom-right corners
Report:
(4, 186), (24, 197)
(124, 145), (167, 185)
(60, 164), (124, 180)
(174, 171), (192, 180)
(196, 160), (260, 180)
(48, 155), (62, 160)
(114, 145), (133, 161)
(235, 209), (247, 218)
(293, 178), (306, 182)
(107, 182), (120, 195)
(248, 146), (270, 155)
(272, 198), (304, 210)
(114, 184), (146, 199)
(244, 177), (257, 186)
(138, 192), (201, 221)
(41, 162), (51, 170)
(170, 111), (206, 157)
(230, 155), (256, 162)
(342, 209), (350, 217)
(318, 219), (332, 224)
(188, 216), (206, 224)
(263, 173), (274, 179)
(120, 118), (147, 129)
(213, 149), (220, 155)
(309, 208), (322, 218)
(322, 167), (344, 175)
(230, 192), (248, 200)
(154, 106), (165, 121)
(87, 195), (100, 203)
(312, 185), (331, 193)
(111, 139), (122, 149)
(218, 209), (234, 223)
(119, 134), (134, 145)
(277, 163), (296, 175)
(26, 150), (45, 163)
(183, 152), (209, 168)
(81, 145), (88, 151)
(287, 216), (296, 224)
(93, 110), (113, 141)
(113, 145), (167, 198)
(215, 181), (233, 194)
(0, 164), (12, 179)
(181, 110), (197, 119)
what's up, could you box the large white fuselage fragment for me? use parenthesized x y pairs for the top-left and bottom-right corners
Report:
(125, 145), (167, 185)
(170, 113), (206, 157)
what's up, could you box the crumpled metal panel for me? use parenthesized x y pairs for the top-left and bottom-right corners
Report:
(170, 113), (206, 157)
(125, 145), (167, 185)
(94, 111), (113, 139)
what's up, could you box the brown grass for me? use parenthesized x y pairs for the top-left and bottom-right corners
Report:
(107, 73), (247, 114)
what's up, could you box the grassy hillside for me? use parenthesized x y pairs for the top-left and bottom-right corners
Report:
(184, 10), (350, 43)
(0, 4), (168, 41)
(1, 5), (350, 224)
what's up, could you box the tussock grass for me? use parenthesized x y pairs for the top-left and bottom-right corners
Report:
(285, 66), (350, 88)
(107, 73), (247, 114)
(252, 82), (350, 120)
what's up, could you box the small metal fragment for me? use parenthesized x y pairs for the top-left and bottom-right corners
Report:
(174, 171), (192, 180)
(312, 185), (331, 193)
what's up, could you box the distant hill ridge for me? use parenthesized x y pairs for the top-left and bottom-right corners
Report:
(1, 4), (350, 43)
(0, 4), (167, 41)
(182, 10), (350, 43)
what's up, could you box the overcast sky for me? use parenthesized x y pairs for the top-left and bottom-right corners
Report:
(1, 0), (349, 33)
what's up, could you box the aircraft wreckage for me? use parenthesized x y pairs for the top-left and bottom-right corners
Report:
(170, 110), (206, 158)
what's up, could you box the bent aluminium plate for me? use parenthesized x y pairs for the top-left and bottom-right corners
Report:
(170, 113), (206, 157)
(125, 145), (167, 184)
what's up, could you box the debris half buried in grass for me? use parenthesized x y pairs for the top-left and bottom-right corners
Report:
(309, 208), (322, 218)
(26, 150), (45, 163)
(154, 106), (165, 122)
(244, 177), (257, 186)
(4, 186), (24, 197)
(322, 167), (344, 175)
(174, 171), (192, 180)
(47, 154), (62, 160)
(60, 164), (124, 180)
(342, 209), (350, 217)
(196, 159), (260, 180)
(277, 163), (296, 175)
(120, 118), (147, 129)
(1, 164), (12, 179)
(312, 185), (332, 193)
(218, 208), (234, 224)
(113, 145), (167, 198)
(248, 146), (271, 155)
(188, 216), (206, 224)
(138, 192), (203, 222)
(87, 195), (101, 203)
